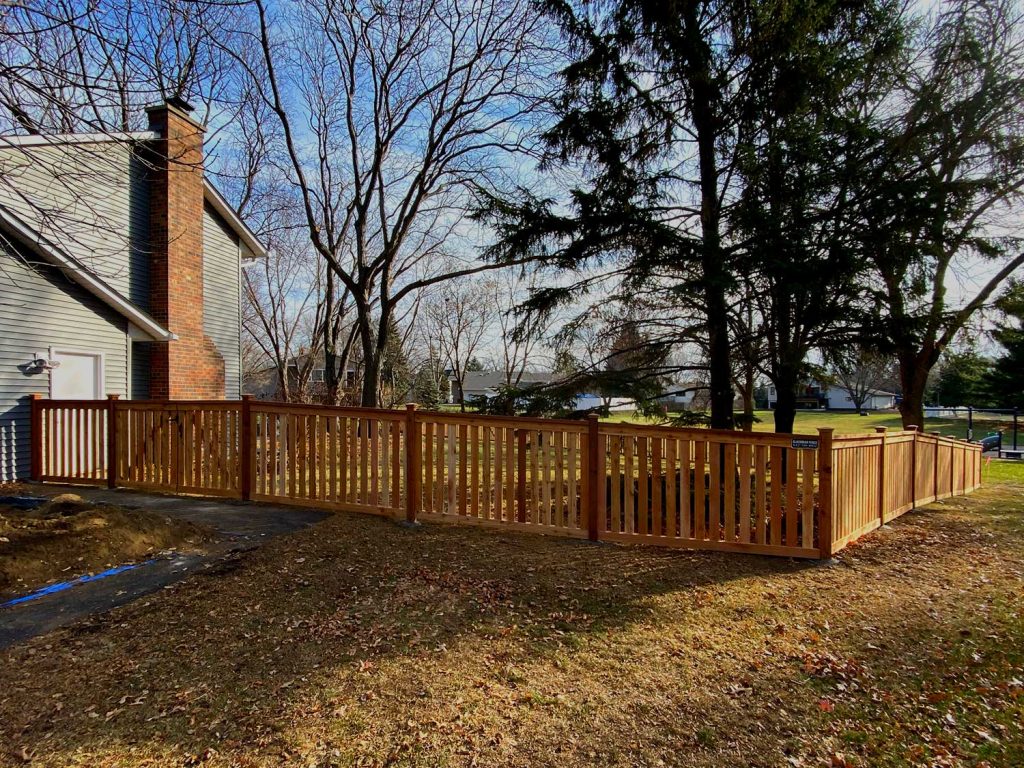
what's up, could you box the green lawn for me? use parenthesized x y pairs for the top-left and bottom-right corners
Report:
(748, 409), (1012, 439)
(983, 457), (1024, 485)
(436, 404), (1012, 441)
(602, 408), (1013, 440)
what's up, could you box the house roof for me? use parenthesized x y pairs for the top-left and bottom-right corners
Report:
(0, 127), (268, 342)
(251, 352), (359, 376)
(0, 130), (267, 260)
(0, 202), (175, 341)
(457, 370), (554, 390)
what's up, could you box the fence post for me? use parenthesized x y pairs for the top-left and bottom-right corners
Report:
(106, 394), (119, 489)
(240, 395), (253, 501)
(586, 414), (601, 541)
(908, 425), (919, 508)
(932, 432), (940, 500)
(405, 404), (420, 524)
(29, 394), (43, 481)
(517, 429), (528, 523)
(817, 428), (834, 559)
(875, 426), (887, 526)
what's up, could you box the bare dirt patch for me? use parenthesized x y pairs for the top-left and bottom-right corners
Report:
(0, 494), (215, 599)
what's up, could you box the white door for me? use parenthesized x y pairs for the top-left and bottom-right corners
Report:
(50, 350), (103, 400)
(49, 350), (104, 478)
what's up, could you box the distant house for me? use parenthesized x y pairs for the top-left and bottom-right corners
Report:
(0, 98), (265, 480)
(247, 353), (360, 401)
(450, 370), (553, 403)
(766, 381), (898, 411)
(659, 381), (709, 410)
(824, 388), (898, 411)
(451, 371), (634, 412)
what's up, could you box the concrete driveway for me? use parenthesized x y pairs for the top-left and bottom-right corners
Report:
(1, 485), (329, 648)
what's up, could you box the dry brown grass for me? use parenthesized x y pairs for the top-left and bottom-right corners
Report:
(0, 474), (1021, 767)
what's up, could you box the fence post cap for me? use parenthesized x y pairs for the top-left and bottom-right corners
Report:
(405, 402), (418, 412)
(907, 425), (919, 432)
(586, 412), (600, 422)
(874, 426), (888, 433)
(241, 393), (254, 401)
(106, 393), (120, 400)
(817, 427), (834, 436)
(29, 393), (43, 400)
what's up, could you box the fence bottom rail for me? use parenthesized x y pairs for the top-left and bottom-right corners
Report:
(29, 398), (983, 560)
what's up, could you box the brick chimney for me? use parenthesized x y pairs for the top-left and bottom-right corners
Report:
(145, 97), (225, 400)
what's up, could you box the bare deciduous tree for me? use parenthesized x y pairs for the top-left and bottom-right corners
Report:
(242, 226), (327, 402)
(827, 347), (892, 412)
(422, 277), (494, 411)
(867, 0), (1024, 428)
(0, 0), (244, 288)
(228, 0), (552, 406)
(488, 269), (550, 391)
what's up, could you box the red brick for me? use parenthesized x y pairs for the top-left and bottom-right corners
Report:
(146, 103), (226, 400)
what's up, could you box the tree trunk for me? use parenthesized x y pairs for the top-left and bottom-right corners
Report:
(772, 362), (799, 434)
(898, 350), (934, 429)
(705, 288), (734, 429)
(322, 272), (340, 405)
(276, 364), (289, 403)
(737, 367), (755, 431)
(682, 1), (733, 430)
(357, 306), (379, 408)
(361, 352), (381, 407)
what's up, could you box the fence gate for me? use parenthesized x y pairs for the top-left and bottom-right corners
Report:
(115, 402), (242, 498)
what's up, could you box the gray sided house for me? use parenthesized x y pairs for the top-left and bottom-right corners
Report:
(0, 99), (266, 481)
(450, 371), (554, 403)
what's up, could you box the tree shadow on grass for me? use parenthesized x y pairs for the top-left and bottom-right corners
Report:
(0, 495), (1018, 767)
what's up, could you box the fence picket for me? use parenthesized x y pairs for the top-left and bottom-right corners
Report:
(32, 399), (982, 559)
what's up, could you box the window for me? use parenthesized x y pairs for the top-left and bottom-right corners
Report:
(312, 368), (324, 383)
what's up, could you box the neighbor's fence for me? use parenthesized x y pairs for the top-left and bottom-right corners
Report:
(29, 395), (982, 559)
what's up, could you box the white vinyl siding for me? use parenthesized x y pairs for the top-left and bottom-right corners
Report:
(0, 243), (129, 480)
(0, 141), (151, 309)
(202, 203), (241, 399)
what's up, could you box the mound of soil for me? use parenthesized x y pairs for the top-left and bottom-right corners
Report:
(0, 495), (215, 599)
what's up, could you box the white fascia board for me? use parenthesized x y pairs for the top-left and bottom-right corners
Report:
(0, 205), (175, 342)
(0, 131), (159, 148)
(203, 181), (267, 259)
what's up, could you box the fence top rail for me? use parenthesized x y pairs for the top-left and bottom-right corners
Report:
(36, 399), (110, 409)
(598, 421), (821, 444)
(920, 431), (981, 448)
(833, 431), (980, 450)
(414, 409), (589, 430)
(832, 434), (885, 446)
(113, 400), (241, 410)
(33, 397), (988, 450)
(887, 430), (920, 439)
(253, 401), (407, 420)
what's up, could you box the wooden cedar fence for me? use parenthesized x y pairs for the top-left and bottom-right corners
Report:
(29, 396), (982, 559)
